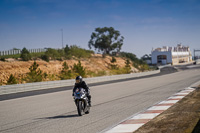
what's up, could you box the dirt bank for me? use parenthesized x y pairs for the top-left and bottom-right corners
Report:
(0, 54), (139, 85)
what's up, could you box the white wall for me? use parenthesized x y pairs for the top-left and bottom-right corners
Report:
(151, 51), (172, 64)
(172, 52), (189, 56)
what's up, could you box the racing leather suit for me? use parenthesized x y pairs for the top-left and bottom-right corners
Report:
(72, 81), (91, 105)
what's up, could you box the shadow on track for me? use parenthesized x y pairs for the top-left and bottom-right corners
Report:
(39, 114), (79, 120)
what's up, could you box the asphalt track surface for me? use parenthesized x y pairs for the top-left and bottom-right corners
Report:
(0, 65), (200, 133)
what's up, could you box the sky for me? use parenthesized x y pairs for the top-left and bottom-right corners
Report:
(0, 0), (200, 58)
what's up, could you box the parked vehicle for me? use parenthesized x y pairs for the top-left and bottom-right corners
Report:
(73, 88), (90, 116)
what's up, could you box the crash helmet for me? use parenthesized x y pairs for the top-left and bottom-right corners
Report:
(75, 76), (82, 84)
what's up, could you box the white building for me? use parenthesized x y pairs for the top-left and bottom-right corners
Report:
(151, 44), (192, 65)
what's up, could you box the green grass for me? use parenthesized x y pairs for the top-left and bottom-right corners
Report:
(0, 54), (21, 59)
(30, 52), (45, 58)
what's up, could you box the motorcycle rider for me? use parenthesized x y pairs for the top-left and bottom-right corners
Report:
(72, 76), (91, 107)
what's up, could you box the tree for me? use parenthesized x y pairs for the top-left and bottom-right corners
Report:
(20, 47), (31, 61)
(7, 74), (18, 85)
(64, 44), (70, 55)
(88, 27), (124, 55)
(26, 61), (43, 82)
(60, 62), (73, 79)
(72, 61), (86, 77)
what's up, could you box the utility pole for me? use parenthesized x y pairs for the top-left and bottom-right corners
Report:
(61, 29), (63, 49)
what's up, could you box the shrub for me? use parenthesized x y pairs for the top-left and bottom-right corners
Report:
(25, 61), (43, 82)
(110, 64), (119, 70)
(110, 57), (116, 63)
(41, 54), (49, 62)
(64, 45), (94, 59)
(110, 56), (118, 69)
(72, 61), (86, 77)
(44, 48), (60, 60)
(124, 59), (132, 73)
(139, 64), (150, 72)
(60, 62), (73, 80)
(43, 72), (48, 79)
(0, 57), (5, 61)
(120, 52), (150, 71)
(7, 74), (18, 85)
(20, 47), (31, 61)
(30, 52), (45, 58)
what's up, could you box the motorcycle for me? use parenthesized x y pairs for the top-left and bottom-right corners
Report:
(73, 88), (90, 116)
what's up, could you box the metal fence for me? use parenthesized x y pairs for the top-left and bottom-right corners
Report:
(0, 70), (160, 95)
(0, 48), (47, 56)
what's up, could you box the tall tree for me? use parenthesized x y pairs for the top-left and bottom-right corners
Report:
(88, 27), (124, 54)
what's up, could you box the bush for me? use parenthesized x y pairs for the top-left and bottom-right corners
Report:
(43, 72), (48, 79)
(60, 62), (73, 79)
(120, 52), (150, 71)
(25, 61), (43, 82)
(44, 48), (61, 60)
(64, 45), (94, 59)
(110, 57), (116, 63)
(7, 74), (18, 85)
(110, 56), (118, 69)
(20, 47), (31, 61)
(72, 61), (86, 77)
(41, 54), (49, 62)
(124, 59), (132, 73)
(0, 57), (5, 61)
(139, 64), (150, 72)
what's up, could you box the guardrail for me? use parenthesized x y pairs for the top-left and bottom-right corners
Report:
(0, 70), (160, 95)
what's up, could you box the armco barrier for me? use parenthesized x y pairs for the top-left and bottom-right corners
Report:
(0, 70), (160, 95)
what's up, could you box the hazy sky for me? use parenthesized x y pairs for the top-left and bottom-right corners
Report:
(0, 0), (200, 57)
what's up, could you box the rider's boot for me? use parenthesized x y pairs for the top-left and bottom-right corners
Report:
(88, 95), (91, 107)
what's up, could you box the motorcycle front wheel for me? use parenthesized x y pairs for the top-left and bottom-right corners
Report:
(77, 101), (84, 116)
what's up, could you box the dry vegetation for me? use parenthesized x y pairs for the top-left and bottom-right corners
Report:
(0, 54), (139, 85)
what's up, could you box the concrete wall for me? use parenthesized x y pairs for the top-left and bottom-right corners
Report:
(0, 70), (160, 95)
